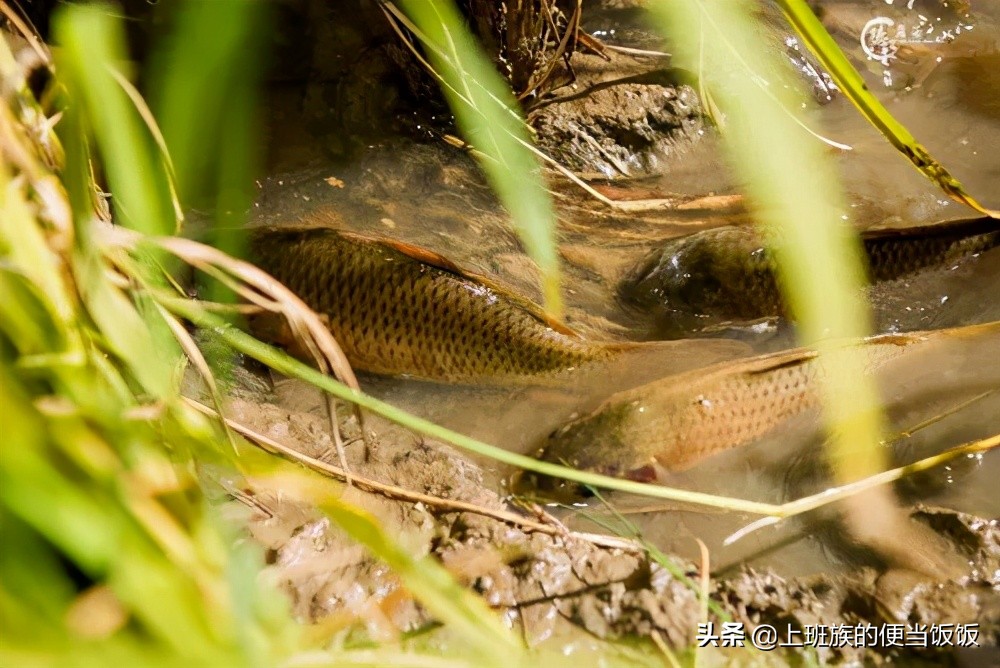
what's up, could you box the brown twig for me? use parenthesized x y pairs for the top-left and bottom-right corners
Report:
(575, 31), (611, 61)
(184, 397), (643, 553)
(517, 0), (581, 101)
(0, 1), (51, 66)
(98, 225), (370, 476)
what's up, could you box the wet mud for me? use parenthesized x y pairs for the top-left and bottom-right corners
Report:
(530, 64), (705, 179)
(213, 380), (1000, 664)
(197, 0), (1000, 662)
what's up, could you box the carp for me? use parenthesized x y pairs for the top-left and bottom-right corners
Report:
(535, 321), (1000, 484)
(620, 218), (1000, 332)
(251, 226), (638, 384)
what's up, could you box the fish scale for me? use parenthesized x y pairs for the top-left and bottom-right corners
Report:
(621, 218), (1000, 325)
(249, 226), (610, 383)
(867, 231), (999, 280)
(251, 225), (999, 482)
(536, 320), (1000, 483)
(538, 337), (917, 481)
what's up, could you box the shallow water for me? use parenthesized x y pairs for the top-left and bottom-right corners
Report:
(571, 324), (1000, 575)
(248, 0), (1000, 580)
(632, 0), (1000, 221)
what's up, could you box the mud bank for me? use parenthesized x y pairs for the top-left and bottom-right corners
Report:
(214, 388), (999, 664)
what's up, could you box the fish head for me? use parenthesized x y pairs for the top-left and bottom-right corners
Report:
(626, 234), (718, 307)
(620, 228), (760, 331)
(518, 402), (658, 499)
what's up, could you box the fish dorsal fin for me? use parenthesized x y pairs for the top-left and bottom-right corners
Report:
(733, 329), (942, 378)
(915, 319), (1000, 342)
(731, 347), (818, 377)
(374, 236), (470, 274)
(861, 216), (998, 240)
(353, 232), (580, 337)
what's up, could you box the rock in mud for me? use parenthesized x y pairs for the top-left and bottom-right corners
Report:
(531, 81), (704, 178)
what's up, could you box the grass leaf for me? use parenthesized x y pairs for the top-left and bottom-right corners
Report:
(395, 0), (563, 317)
(776, 0), (1000, 217)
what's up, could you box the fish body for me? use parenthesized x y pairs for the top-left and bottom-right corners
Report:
(538, 345), (831, 482)
(620, 218), (1000, 331)
(249, 227), (615, 383)
(537, 322), (1000, 482)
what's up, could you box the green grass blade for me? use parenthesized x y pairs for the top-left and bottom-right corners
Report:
(395, 0), (563, 317)
(52, 5), (181, 398)
(149, 0), (265, 209)
(646, 0), (887, 486)
(775, 0), (1000, 217)
(53, 5), (175, 235)
(148, 0), (267, 307)
(0, 511), (77, 623)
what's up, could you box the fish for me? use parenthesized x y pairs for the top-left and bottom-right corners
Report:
(248, 226), (696, 384)
(532, 321), (1000, 487)
(619, 217), (1000, 332)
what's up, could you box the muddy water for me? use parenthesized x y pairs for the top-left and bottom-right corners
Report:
(627, 0), (1000, 222)
(565, 0), (1000, 574)
(573, 330), (1000, 577)
(247, 0), (1000, 583)
(252, 153), (1000, 582)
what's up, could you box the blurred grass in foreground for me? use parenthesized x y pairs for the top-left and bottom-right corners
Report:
(647, 0), (930, 561)
(648, 0), (887, 484)
(0, 0), (974, 665)
(0, 3), (531, 666)
(147, 0), (266, 304)
(393, 0), (563, 318)
(2, 4), (290, 664)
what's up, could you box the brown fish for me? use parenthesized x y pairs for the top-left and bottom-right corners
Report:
(620, 217), (1000, 332)
(250, 226), (637, 384)
(535, 321), (1000, 484)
